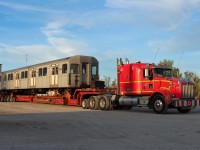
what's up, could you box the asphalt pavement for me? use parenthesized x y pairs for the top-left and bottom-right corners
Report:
(1, 102), (200, 150)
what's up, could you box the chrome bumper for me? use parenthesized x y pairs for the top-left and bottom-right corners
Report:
(173, 99), (200, 107)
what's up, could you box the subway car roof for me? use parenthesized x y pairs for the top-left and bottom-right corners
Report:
(1, 55), (98, 73)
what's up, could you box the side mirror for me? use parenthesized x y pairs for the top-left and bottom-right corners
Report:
(145, 68), (149, 78)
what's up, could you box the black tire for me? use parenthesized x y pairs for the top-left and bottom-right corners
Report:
(11, 97), (16, 102)
(177, 108), (191, 113)
(89, 96), (99, 110)
(93, 96), (100, 110)
(152, 95), (168, 114)
(5, 97), (9, 102)
(99, 96), (110, 110)
(8, 97), (12, 102)
(82, 99), (89, 109)
(63, 97), (67, 105)
(109, 100), (113, 110)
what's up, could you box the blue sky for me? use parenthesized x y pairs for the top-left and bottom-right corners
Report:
(0, 0), (200, 80)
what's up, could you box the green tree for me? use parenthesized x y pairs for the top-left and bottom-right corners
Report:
(184, 71), (200, 96)
(102, 76), (111, 87)
(158, 59), (174, 67)
(111, 78), (117, 87)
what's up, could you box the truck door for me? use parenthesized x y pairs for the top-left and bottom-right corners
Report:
(141, 69), (153, 95)
(30, 69), (36, 87)
(82, 63), (88, 86)
(51, 64), (58, 86)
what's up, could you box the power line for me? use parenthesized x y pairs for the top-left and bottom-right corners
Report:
(153, 48), (159, 63)
(177, 51), (184, 69)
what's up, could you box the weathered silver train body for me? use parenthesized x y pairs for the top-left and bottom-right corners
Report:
(0, 55), (99, 91)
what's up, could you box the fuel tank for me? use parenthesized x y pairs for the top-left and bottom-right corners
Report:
(119, 96), (139, 106)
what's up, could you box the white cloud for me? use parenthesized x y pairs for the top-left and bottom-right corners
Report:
(0, 18), (92, 71)
(148, 30), (200, 55)
(0, 40), (89, 71)
(0, 1), (59, 13)
(106, 0), (200, 11)
(105, 0), (200, 30)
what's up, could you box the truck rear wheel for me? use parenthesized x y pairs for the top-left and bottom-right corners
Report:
(152, 95), (168, 114)
(89, 96), (99, 110)
(99, 96), (110, 110)
(82, 99), (89, 109)
(177, 107), (191, 113)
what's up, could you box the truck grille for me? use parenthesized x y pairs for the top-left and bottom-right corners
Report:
(182, 84), (194, 98)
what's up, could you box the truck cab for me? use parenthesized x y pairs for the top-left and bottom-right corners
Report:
(117, 58), (199, 113)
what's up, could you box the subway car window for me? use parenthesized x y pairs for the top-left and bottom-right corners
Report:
(31, 71), (36, 77)
(92, 65), (97, 75)
(3, 74), (7, 81)
(43, 67), (47, 76)
(8, 73), (13, 80)
(52, 68), (55, 75)
(39, 68), (42, 76)
(70, 64), (79, 74)
(62, 64), (67, 74)
(56, 66), (58, 75)
(8, 74), (10, 80)
(25, 71), (28, 78)
(21, 72), (25, 79)
(82, 64), (86, 74)
(16, 73), (19, 79)
(52, 67), (58, 75)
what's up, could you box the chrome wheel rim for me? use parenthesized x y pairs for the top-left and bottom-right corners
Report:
(154, 100), (163, 111)
(100, 100), (105, 108)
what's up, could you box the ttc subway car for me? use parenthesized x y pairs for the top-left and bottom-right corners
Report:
(0, 55), (100, 94)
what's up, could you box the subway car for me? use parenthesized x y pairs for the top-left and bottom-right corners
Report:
(0, 55), (102, 95)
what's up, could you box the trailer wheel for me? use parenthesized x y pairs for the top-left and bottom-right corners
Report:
(11, 97), (16, 102)
(89, 96), (99, 110)
(94, 96), (100, 110)
(82, 99), (89, 109)
(177, 107), (191, 113)
(5, 97), (9, 102)
(99, 96), (110, 110)
(152, 95), (168, 114)
(8, 97), (13, 102)
(2, 97), (5, 102)
(63, 97), (67, 105)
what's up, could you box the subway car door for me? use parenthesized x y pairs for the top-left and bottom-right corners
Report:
(82, 63), (88, 86)
(30, 69), (36, 87)
(51, 64), (58, 86)
(14, 72), (20, 88)
(69, 63), (80, 87)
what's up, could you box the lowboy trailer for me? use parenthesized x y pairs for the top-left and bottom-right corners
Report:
(0, 55), (200, 114)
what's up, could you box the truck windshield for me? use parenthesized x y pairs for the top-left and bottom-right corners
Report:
(154, 68), (173, 77)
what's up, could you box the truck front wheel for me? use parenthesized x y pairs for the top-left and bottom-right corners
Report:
(152, 95), (168, 114)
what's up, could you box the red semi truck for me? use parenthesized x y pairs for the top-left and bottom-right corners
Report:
(0, 56), (199, 114)
(83, 58), (200, 113)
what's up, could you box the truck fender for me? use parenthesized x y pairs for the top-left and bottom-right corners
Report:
(149, 89), (172, 106)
